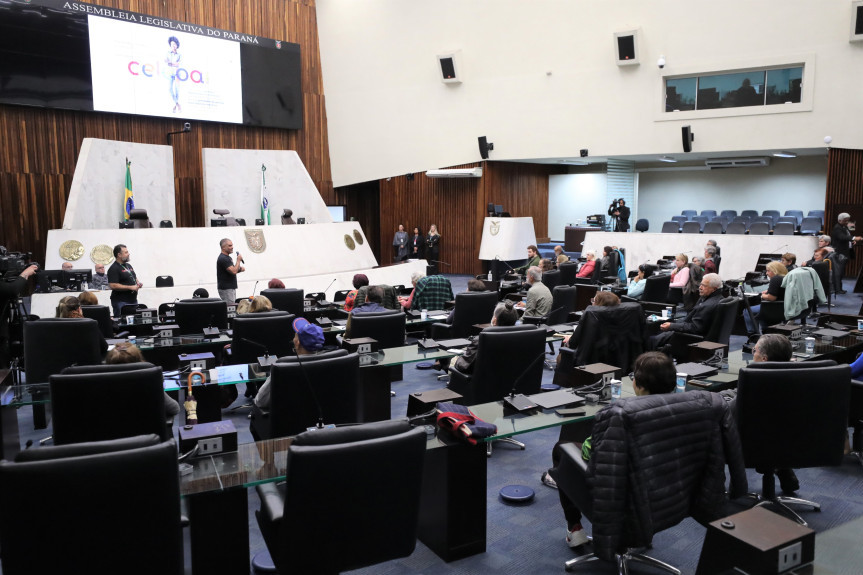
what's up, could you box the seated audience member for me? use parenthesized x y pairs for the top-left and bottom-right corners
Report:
(411, 274), (454, 311)
(551, 351), (677, 547)
(399, 271), (424, 310)
(703, 246), (718, 274)
(598, 246), (614, 274)
(105, 342), (180, 418)
(248, 295), (273, 313)
(626, 264), (654, 300)
(540, 258), (555, 273)
(267, 278), (285, 289)
(803, 247), (830, 268)
(452, 301), (519, 374)
(513, 245), (541, 275)
(78, 290), (99, 306)
(576, 251), (597, 279)
(192, 288), (209, 298)
(744, 261), (787, 333)
(692, 256), (703, 269)
(559, 291), (619, 361)
(669, 253), (690, 288)
(343, 273), (369, 312)
(649, 273), (723, 351)
(781, 253), (797, 271)
(254, 318), (325, 409)
(56, 296), (109, 355)
(518, 266), (553, 318)
(707, 238), (721, 256)
(91, 264), (109, 290)
(554, 245), (569, 266)
(345, 285), (388, 337)
(851, 350), (863, 379)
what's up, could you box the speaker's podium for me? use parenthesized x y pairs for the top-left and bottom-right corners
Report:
(478, 217), (537, 281)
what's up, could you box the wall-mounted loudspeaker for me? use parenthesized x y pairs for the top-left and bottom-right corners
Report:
(614, 29), (640, 66)
(580, 149), (589, 158)
(682, 125), (694, 153)
(851, 1), (863, 42)
(437, 51), (463, 84)
(478, 136), (494, 160)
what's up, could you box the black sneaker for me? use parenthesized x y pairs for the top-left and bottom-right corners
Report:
(776, 468), (799, 493)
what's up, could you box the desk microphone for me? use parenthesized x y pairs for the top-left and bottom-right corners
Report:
(428, 259), (451, 267)
(769, 244), (788, 256)
(239, 337), (276, 367)
(291, 351), (327, 430)
(319, 278), (337, 299)
(503, 349), (547, 411)
(251, 280), (259, 299)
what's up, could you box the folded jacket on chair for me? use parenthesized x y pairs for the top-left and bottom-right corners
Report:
(436, 401), (498, 445)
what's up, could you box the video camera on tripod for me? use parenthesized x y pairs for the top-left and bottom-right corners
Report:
(0, 248), (35, 280)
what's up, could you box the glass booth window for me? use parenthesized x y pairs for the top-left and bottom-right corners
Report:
(665, 66), (803, 112)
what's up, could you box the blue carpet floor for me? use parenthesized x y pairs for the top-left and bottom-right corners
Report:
(9, 275), (863, 574)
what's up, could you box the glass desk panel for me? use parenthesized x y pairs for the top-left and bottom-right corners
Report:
(1, 384), (51, 407)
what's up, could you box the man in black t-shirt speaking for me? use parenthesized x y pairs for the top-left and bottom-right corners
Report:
(107, 244), (142, 318)
(217, 238), (244, 303)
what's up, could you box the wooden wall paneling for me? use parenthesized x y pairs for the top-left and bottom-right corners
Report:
(826, 148), (863, 278)
(334, 181), (380, 260)
(0, 0), (331, 268)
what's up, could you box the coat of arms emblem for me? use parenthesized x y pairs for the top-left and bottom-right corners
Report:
(244, 229), (267, 253)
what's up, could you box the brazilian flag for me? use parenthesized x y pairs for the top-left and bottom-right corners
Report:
(123, 159), (134, 220)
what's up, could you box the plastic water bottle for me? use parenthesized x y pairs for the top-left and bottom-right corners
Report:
(676, 372), (687, 393)
(487, 270), (492, 281)
(82, 280), (88, 290)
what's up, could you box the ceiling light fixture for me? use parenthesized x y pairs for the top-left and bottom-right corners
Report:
(658, 156), (677, 163)
(772, 151), (797, 158)
(558, 159), (589, 165)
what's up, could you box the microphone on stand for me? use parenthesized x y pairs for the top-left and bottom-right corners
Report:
(239, 337), (277, 368)
(503, 350), (547, 412)
(251, 280), (259, 299)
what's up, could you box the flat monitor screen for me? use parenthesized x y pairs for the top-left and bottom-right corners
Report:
(327, 206), (346, 222)
(0, 0), (303, 130)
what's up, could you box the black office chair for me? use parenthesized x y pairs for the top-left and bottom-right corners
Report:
(448, 325), (546, 454)
(555, 303), (646, 385)
(550, 391), (746, 573)
(641, 274), (671, 303)
(50, 363), (170, 444)
(333, 289), (352, 303)
(23, 318), (103, 384)
(261, 288), (305, 316)
(635, 218), (649, 232)
(546, 285), (577, 326)
(229, 311), (295, 364)
(849, 377), (863, 466)
(431, 291), (498, 339)
(120, 303), (147, 317)
(254, 419), (426, 574)
(541, 269), (561, 291)
(347, 310), (406, 347)
(80, 304), (113, 338)
(174, 298), (228, 335)
(736, 360), (850, 525)
(159, 220), (173, 228)
(155, 275), (174, 287)
(249, 350), (362, 440)
(129, 208), (151, 229)
(558, 261), (580, 286)
(0, 435), (182, 575)
(158, 301), (177, 322)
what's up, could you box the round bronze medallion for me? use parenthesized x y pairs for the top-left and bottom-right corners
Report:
(353, 229), (364, 245)
(343, 234), (356, 250)
(90, 244), (115, 265)
(59, 240), (85, 261)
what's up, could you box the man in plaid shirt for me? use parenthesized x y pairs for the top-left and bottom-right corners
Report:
(411, 275), (454, 311)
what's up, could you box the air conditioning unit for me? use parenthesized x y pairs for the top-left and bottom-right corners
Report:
(425, 168), (483, 178)
(705, 157), (770, 169)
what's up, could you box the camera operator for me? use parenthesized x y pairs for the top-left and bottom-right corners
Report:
(1, 257), (38, 368)
(607, 198), (630, 232)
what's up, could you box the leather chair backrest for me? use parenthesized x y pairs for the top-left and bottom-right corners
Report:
(809, 261), (831, 298)
(349, 310), (406, 348)
(460, 325), (546, 404)
(269, 352), (362, 438)
(80, 305), (113, 338)
(449, 291), (499, 336)
(635, 218), (649, 232)
(155, 275), (174, 287)
(572, 303), (646, 373)
(174, 298), (228, 334)
(23, 318), (103, 384)
(703, 296), (739, 345)
(231, 311), (296, 364)
(642, 274), (670, 303)
(0, 437), (182, 574)
(574, 283), (598, 312)
(541, 269), (561, 291)
(737, 361), (850, 469)
(548, 285), (577, 325)
(260, 288), (304, 316)
(277, 420), (426, 573)
(50, 363), (168, 444)
(558, 261), (579, 286)
(333, 289), (351, 302)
